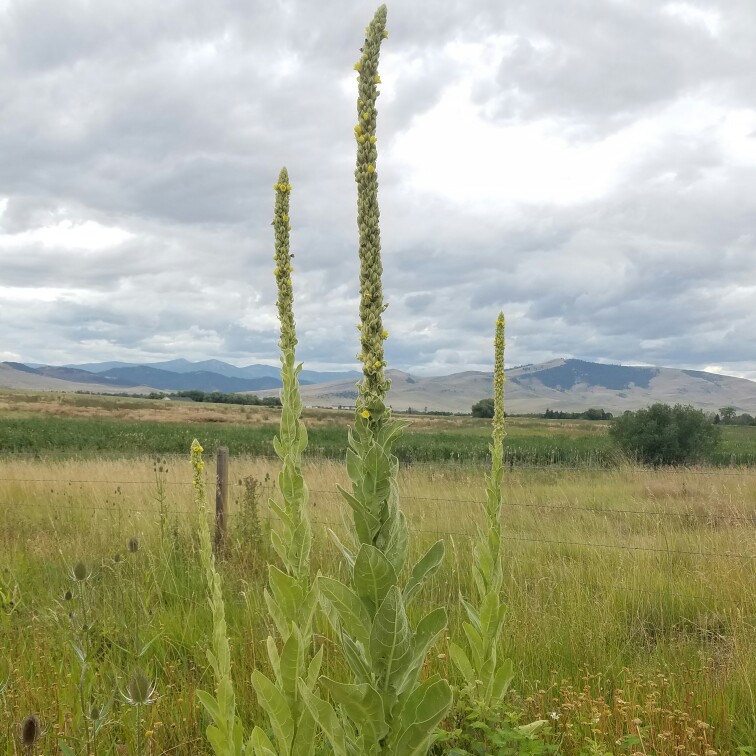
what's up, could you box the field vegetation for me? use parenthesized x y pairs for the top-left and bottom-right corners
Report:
(1, 453), (754, 753)
(3, 391), (756, 467)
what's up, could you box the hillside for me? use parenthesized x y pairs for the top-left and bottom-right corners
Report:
(260, 358), (756, 414)
(4, 358), (756, 414)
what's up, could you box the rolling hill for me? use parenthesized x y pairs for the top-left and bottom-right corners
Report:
(260, 358), (756, 414)
(3, 358), (755, 414)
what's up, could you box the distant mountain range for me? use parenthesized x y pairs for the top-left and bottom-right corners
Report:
(259, 358), (756, 414)
(1, 360), (360, 394)
(2, 357), (755, 414)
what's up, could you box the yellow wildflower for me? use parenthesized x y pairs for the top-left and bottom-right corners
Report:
(361, 410), (371, 419)
(367, 164), (375, 173)
(381, 329), (388, 338)
(370, 136), (377, 144)
(354, 61), (362, 71)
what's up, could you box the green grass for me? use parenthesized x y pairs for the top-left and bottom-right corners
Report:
(1, 454), (754, 754)
(3, 413), (756, 466)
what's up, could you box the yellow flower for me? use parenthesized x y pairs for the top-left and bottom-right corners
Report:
(273, 183), (279, 190)
(191, 441), (204, 453)
(361, 410), (371, 418)
(367, 164), (375, 173)
(354, 61), (362, 71)
(370, 136), (377, 144)
(374, 75), (381, 84)
(383, 30), (389, 38)
(374, 360), (381, 368)
(145, 730), (154, 739)
(354, 124), (362, 134)
(358, 135), (366, 143)
(381, 329), (389, 338)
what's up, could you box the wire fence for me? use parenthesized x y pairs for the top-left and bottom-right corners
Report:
(3, 453), (754, 611)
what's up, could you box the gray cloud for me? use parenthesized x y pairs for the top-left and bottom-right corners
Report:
(1, 0), (756, 381)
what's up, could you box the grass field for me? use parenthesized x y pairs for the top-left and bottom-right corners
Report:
(2, 391), (756, 466)
(1, 392), (755, 753)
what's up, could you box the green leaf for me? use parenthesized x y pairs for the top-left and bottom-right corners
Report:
(381, 506), (409, 576)
(279, 627), (302, 696)
(291, 704), (318, 756)
(269, 565), (303, 623)
(321, 677), (388, 747)
(341, 632), (372, 684)
(338, 485), (380, 545)
(369, 585), (413, 696)
(250, 726), (278, 756)
(251, 670), (294, 753)
(58, 740), (76, 756)
(398, 607), (447, 694)
(491, 657), (515, 704)
(328, 528), (356, 569)
(353, 544), (398, 616)
(318, 577), (371, 648)
(264, 587), (288, 639)
(462, 622), (484, 671)
(306, 646), (324, 690)
(448, 641), (476, 685)
(404, 540), (445, 605)
(391, 675), (453, 756)
(299, 682), (348, 756)
(196, 689), (223, 724)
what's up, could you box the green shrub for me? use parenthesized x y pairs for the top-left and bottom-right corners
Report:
(609, 403), (721, 465)
(471, 398), (495, 418)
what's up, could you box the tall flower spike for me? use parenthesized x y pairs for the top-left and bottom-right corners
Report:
(273, 168), (296, 353)
(248, 170), (320, 756)
(355, 3), (390, 417)
(448, 312), (518, 710)
(300, 9), (453, 754)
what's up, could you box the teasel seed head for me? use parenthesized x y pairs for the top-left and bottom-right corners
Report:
(19, 714), (42, 747)
(71, 561), (90, 582)
(127, 537), (140, 553)
(122, 669), (157, 706)
(63, 590), (73, 601)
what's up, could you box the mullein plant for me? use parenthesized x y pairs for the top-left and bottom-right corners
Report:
(447, 314), (517, 707)
(299, 7), (453, 754)
(193, 440), (246, 755)
(248, 170), (322, 756)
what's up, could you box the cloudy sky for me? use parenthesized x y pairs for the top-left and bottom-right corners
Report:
(2, 0), (756, 378)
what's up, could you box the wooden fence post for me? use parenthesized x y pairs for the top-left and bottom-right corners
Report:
(215, 446), (229, 553)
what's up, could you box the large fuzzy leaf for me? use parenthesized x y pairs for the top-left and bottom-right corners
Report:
(404, 540), (445, 606)
(398, 607), (447, 695)
(299, 683), (348, 756)
(249, 726), (278, 756)
(448, 641), (475, 684)
(318, 577), (371, 648)
(279, 628), (302, 697)
(269, 565), (303, 624)
(369, 586), (413, 696)
(353, 544), (398, 617)
(320, 678), (388, 748)
(390, 675), (453, 756)
(251, 670), (294, 753)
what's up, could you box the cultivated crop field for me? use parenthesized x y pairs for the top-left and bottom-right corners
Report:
(1, 409), (755, 753)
